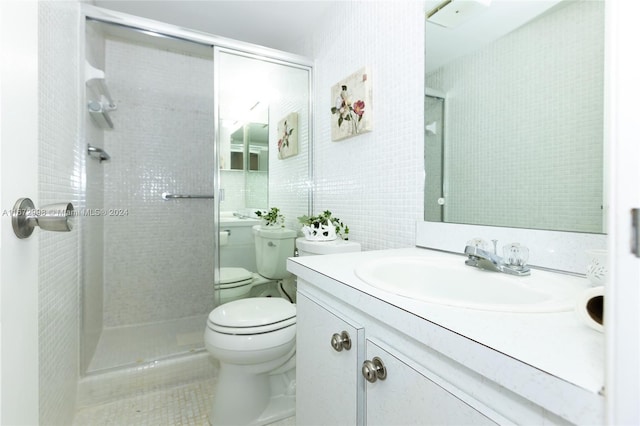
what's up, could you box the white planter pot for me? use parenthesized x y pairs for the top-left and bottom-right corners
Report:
(301, 222), (337, 241)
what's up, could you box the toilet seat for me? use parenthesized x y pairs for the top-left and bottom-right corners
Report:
(208, 298), (296, 335)
(216, 267), (254, 289)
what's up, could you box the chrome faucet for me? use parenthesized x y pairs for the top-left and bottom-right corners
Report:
(464, 244), (531, 276)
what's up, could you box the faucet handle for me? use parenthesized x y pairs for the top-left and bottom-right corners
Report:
(503, 243), (529, 270)
(466, 237), (489, 250)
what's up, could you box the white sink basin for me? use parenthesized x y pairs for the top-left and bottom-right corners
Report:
(354, 256), (586, 312)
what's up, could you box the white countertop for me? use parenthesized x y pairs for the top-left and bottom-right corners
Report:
(288, 247), (604, 395)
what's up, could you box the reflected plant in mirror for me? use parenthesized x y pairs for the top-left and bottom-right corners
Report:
(424, 0), (605, 233)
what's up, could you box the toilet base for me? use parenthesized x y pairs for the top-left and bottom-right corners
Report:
(208, 367), (296, 426)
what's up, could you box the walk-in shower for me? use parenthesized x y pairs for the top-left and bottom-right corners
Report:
(80, 7), (312, 377)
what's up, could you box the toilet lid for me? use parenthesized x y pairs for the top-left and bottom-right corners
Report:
(208, 298), (296, 330)
(218, 267), (253, 285)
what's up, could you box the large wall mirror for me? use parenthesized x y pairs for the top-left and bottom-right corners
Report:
(217, 50), (310, 220)
(424, 0), (605, 234)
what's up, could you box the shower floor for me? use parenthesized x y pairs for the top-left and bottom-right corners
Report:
(88, 314), (209, 372)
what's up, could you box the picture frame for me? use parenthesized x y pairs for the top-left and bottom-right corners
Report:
(277, 112), (298, 159)
(330, 67), (372, 141)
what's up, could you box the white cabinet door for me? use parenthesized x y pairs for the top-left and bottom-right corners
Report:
(365, 340), (498, 426)
(296, 292), (364, 426)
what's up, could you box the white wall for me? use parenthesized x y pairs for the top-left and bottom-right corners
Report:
(38, 2), (81, 424)
(301, 1), (425, 250)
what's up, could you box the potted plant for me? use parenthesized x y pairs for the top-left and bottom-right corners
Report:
(298, 210), (349, 241)
(255, 207), (285, 228)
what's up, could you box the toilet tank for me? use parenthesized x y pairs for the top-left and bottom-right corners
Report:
(253, 225), (297, 279)
(296, 238), (362, 257)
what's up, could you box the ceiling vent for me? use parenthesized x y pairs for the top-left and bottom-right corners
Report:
(426, 0), (491, 29)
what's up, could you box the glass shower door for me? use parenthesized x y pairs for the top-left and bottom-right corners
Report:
(82, 19), (216, 373)
(214, 49), (311, 306)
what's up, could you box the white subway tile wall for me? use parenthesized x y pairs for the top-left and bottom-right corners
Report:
(302, 1), (426, 250)
(38, 2), (81, 425)
(102, 39), (215, 327)
(426, 1), (604, 232)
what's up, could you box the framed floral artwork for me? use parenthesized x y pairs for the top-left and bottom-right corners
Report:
(277, 112), (298, 159)
(330, 67), (372, 141)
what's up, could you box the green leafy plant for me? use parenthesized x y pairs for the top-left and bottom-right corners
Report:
(298, 210), (349, 240)
(255, 207), (285, 227)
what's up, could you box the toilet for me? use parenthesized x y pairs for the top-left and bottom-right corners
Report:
(205, 225), (361, 425)
(215, 225), (296, 304)
(205, 225), (297, 425)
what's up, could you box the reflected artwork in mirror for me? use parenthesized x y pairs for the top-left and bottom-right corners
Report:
(424, 0), (605, 234)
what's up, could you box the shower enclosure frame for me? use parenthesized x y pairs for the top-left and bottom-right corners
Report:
(424, 88), (446, 223)
(79, 4), (314, 374)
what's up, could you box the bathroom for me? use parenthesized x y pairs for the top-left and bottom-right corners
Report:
(0, 0), (638, 425)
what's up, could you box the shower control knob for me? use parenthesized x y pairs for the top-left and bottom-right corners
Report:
(330, 331), (352, 352)
(362, 357), (387, 383)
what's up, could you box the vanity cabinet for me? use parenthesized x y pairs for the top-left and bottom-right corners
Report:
(290, 249), (604, 426)
(297, 291), (501, 425)
(296, 293), (364, 425)
(364, 340), (497, 426)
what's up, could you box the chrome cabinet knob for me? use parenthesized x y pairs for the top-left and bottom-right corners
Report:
(362, 357), (387, 383)
(330, 331), (352, 352)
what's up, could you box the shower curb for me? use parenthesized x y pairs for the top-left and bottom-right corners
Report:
(76, 350), (218, 408)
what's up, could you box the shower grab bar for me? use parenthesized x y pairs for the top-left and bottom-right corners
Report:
(161, 192), (215, 200)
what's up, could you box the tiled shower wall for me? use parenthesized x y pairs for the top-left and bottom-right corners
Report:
(426, 1), (604, 233)
(38, 2), (81, 424)
(103, 39), (215, 327)
(300, 1), (425, 250)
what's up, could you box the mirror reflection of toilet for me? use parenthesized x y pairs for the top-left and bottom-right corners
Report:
(215, 225), (296, 304)
(204, 225), (360, 425)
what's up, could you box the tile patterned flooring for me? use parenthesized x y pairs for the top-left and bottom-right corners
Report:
(78, 315), (296, 425)
(73, 378), (296, 425)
